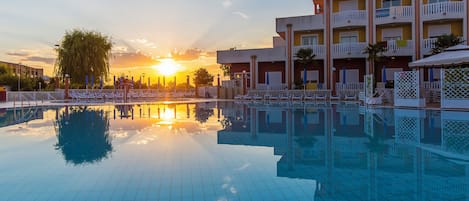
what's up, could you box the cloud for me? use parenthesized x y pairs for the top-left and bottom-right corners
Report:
(232, 11), (249, 20)
(130, 38), (158, 49)
(170, 49), (217, 61)
(222, 0), (232, 8)
(6, 50), (32, 57)
(111, 52), (159, 68)
(172, 49), (202, 61)
(24, 56), (55, 64)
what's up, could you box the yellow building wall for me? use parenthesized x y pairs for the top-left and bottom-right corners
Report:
(333, 0), (366, 12)
(294, 30), (324, 45)
(376, 0), (412, 8)
(376, 24), (412, 42)
(423, 20), (463, 38)
(333, 28), (366, 43)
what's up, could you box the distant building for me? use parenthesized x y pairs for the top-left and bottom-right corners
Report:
(0, 61), (44, 79)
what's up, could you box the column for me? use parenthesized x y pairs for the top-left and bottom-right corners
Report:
(415, 0), (422, 60)
(250, 55), (257, 89)
(325, 0), (332, 90)
(367, 0), (375, 75)
(286, 24), (293, 89)
(465, 0), (469, 45)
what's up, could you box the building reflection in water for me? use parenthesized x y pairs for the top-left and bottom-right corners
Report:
(217, 102), (469, 201)
(54, 106), (112, 165)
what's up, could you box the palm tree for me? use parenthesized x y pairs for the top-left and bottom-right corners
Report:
(295, 48), (316, 89)
(432, 34), (464, 55)
(363, 43), (387, 85)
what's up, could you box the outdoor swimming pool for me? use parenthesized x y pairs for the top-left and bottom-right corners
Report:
(0, 101), (468, 201)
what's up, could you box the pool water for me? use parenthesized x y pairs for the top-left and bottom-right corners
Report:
(0, 102), (468, 201)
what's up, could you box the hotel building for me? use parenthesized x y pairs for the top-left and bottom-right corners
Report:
(217, 0), (468, 92)
(0, 61), (44, 79)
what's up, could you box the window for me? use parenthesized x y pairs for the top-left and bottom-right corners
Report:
(382, 0), (401, 8)
(339, 0), (358, 11)
(428, 24), (451, 38)
(301, 35), (318, 46)
(429, 0), (448, 3)
(382, 28), (403, 41)
(339, 32), (359, 43)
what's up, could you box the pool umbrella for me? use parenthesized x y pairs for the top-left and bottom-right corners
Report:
(266, 72), (269, 89)
(382, 65), (387, 83)
(429, 68), (434, 82)
(148, 77), (151, 89)
(131, 76), (134, 89)
(342, 68), (346, 84)
(113, 75), (116, 89)
(303, 67), (307, 89)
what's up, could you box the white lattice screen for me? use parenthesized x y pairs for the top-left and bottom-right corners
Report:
(442, 120), (469, 155)
(394, 71), (419, 99)
(441, 68), (469, 109)
(395, 117), (420, 145)
(365, 75), (374, 97)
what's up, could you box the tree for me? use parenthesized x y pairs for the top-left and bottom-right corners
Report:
(220, 64), (231, 78)
(55, 29), (113, 85)
(0, 64), (11, 75)
(193, 68), (214, 86)
(432, 34), (464, 55)
(295, 48), (316, 89)
(363, 43), (387, 82)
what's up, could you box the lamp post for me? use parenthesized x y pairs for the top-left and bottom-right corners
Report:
(17, 63), (21, 91)
(64, 74), (70, 99)
(217, 73), (220, 98)
(242, 70), (247, 95)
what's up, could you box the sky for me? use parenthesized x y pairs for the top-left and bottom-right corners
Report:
(0, 0), (315, 82)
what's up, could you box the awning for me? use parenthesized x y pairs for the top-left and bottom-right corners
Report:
(409, 44), (469, 68)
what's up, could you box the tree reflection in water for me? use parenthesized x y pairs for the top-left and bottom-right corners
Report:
(194, 103), (214, 124)
(55, 106), (112, 165)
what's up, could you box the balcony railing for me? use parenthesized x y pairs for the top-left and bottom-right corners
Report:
(384, 40), (414, 56)
(332, 42), (368, 58)
(293, 45), (326, 59)
(422, 1), (465, 20)
(333, 10), (367, 27)
(422, 38), (438, 55)
(276, 15), (324, 32)
(375, 6), (413, 24)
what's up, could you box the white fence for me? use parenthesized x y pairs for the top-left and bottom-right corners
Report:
(394, 109), (425, 145)
(332, 42), (368, 58)
(394, 71), (425, 107)
(332, 10), (367, 27)
(7, 91), (64, 102)
(441, 68), (469, 109)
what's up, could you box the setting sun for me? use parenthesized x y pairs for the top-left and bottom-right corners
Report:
(152, 58), (181, 76)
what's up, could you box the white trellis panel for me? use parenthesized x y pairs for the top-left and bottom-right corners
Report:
(394, 109), (425, 145)
(441, 68), (469, 109)
(441, 111), (469, 156)
(394, 71), (425, 107)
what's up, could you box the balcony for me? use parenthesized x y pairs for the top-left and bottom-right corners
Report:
(422, 1), (465, 21)
(217, 47), (286, 64)
(293, 45), (326, 59)
(332, 42), (368, 59)
(276, 15), (324, 32)
(332, 10), (367, 28)
(384, 40), (414, 56)
(375, 6), (414, 25)
(422, 38), (438, 56)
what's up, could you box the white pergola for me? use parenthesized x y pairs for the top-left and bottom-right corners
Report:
(407, 44), (469, 109)
(409, 45), (469, 68)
